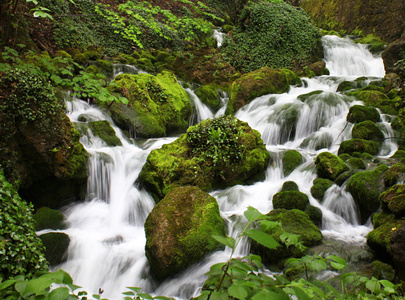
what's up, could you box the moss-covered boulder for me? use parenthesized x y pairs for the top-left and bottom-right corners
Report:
(251, 209), (322, 264)
(144, 186), (225, 280)
(346, 157), (367, 170)
(367, 211), (405, 260)
(379, 184), (405, 216)
(315, 152), (350, 181)
(338, 139), (381, 156)
(75, 120), (122, 147)
(383, 163), (405, 187)
(139, 116), (270, 201)
(33, 207), (67, 231)
(347, 164), (389, 223)
(346, 105), (381, 123)
(108, 71), (192, 138)
(283, 150), (303, 176)
(351, 120), (384, 141)
(281, 181), (299, 192)
(227, 67), (290, 114)
(39, 232), (70, 266)
(0, 68), (88, 209)
(195, 84), (221, 111)
(371, 260), (395, 281)
(310, 178), (334, 202)
(347, 89), (396, 115)
(273, 191), (309, 211)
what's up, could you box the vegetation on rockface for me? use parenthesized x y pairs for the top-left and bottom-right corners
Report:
(0, 170), (48, 280)
(108, 71), (192, 138)
(139, 116), (270, 200)
(144, 186), (225, 281)
(74, 120), (122, 147)
(221, 1), (323, 73)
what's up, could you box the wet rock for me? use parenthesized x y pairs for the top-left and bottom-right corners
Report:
(195, 84), (221, 111)
(382, 38), (405, 74)
(346, 105), (381, 123)
(33, 207), (67, 231)
(39, 232), (70, 266)
(310, 178), (334, 202)
(379, 184), (405, 216)
(347, 164), (388, 223)
(281, 181), (299, 192)
(351, 120), (384, 141)
(75, 120), (122, 147)
(338, 139), (381, 156)
(139, 116), (270, 201)
(346, 157), (366, 170)
(144, 186), (225, 281)
(383, 164), (405, 187)
(273, 190), (309, 211)
(315, 152), (350, 181)
(371, 260), (395, 281)
(251, 209), (322, 264)
(283, 150), (303, 176)
(390, 223), (405, 281)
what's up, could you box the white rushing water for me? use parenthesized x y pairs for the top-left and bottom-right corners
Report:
(59, 36), (394, 299)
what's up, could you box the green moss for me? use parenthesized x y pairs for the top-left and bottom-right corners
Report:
(383, 164), (405, 187)
(371, 260), (395, 281)
(39, 232), (70, 266)
(346, 105), (381, 123)
(281, 69), (302, 86)
(337, 81), (358, 92)
(88, 120), (122, 147)
(109, 71), (192, 137)
(272, 191), (310, 211)
(310, 178), (334, 202)
(338, 139), (381, 156)
(97, 59), (113, 73)
(227, 67), (289, 114)
(283, 150), (302, 176)
(348, 89), (396, 115)
(338, 153), (351, 161)
(315, 152), (349, 181)
(305, 204), (323, 226)
(347, 164), (389, 223)
(195, 84), (221, 111)
(281, 181), (299, 192)
(251, 209), (322, 264)
(351, 120), (384, 141)
(379, 184), (405, 216)
(346, 157), (366, 170)
(33, 207), (67, 231)
(297, 90), (323, 102)
(144, 186), (225, 280)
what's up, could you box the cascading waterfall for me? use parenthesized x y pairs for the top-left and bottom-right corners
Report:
(58, 36), (395, 299)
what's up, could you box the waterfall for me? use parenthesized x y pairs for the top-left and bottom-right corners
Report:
(58, 36), (394, 299)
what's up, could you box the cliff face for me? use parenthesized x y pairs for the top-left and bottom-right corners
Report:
(301, 0), (405, 43)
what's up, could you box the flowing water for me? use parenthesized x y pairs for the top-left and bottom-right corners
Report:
(58, 36), (394, 299)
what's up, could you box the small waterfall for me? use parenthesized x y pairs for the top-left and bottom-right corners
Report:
(185, 88), (214, 124)
(213, 29), (225, 47)
(59, 35), (395, 299)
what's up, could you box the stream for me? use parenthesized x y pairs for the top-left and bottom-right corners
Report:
(59, 35), (395, 299)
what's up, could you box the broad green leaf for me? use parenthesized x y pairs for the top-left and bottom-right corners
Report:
(244, 206), (265, 222)
(209, 290), (229, 300)
(228, 284), (248, 300)
(291, 286), (311, 300)
(259, 220), (280, 232)
(48, 287), (70, 300)
(245, 229), (280, 249)
(251, 291), (279, 300)
(22, 277), (53, 297)
(326, 255), (347, 269)
(365, 277), (380, 293)
(308, 258), (327, 272)
(138, 292), (153, 299)
(212, 235), (235, 248)
(122, 291), (135, 296)
(379, 280), (394, 289)
(0, 280), (16, 291)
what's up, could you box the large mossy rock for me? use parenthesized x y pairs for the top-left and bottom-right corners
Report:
(310, 178), (334, 202)
(39, 232), (70, 266)
(227, 67), (290, 114)
(108, 71), (192, 138)
(347, 89), (396, 115)
(0, 68), (88, 209)
(139, 116), (270, 201)
(379, 184), (405, 216)
(301, 0), (405, 43)
(144, 186), (225, 280)
(351, 120), (384, 141)
(251, 209), (322, 264)
(33, 207), (67, 231)
(283, 150), (303, 176)
(338, 139), (381, 156)
(382, 38), (405, 74)
(346, 105), (381, 123)
(383, 163), (405, 187)
(222, 2), (323, 73)
(273, 191), (309, 211)
(315, 152), (349, 181)
(77, 120), (121, 147)
(195, 84), (221, 111)
(347, 164), (389, 223)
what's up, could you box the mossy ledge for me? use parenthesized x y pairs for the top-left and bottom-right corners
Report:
(139, 116), (270, 201)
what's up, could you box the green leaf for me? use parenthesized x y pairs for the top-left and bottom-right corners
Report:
(0, 280), (16, 291)
(251, 291), (280, 300)
(308, 258), (327, 272)
(209, 290), (229, 300)
(244, 206), (265, 222)
(22, 276), (53, 297)
(48, 287), (70, 300)
(326, 255), (346, 270)
(228, 284), (248, 300)
(212, 235), (235, 248)
(379, 280), (394, 289)
(245, 229), (280, 250)
(365, 277), (380, 293)
(259, 220), (280, 232)
(137, 292), (153, 299)
(291, 286), (311, 300)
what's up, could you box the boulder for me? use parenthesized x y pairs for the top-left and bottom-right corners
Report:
(273, 191), (309, 211)
(351, 120), (384, 141)
(338, 139), (381, 156)
(139, 116), (270, 201)
(310, 178), (334, 202)
(346, 157), (366, 170)
(347, 164), (388, 223)
(251, 209), (322, 264)
(379, 184), (405, 216)
(144, 186), (225, 280)
(108, 71), (192, 138)
(315, 152), (349, 181)
(283, 150), (303, 176)
(75, 120), (122, 147)
(227, 67), (290, 114)
(195, 84), (221, 111)
(346, 105), (381, 123)
(281, 181), (299, 192)
(39, 232), (70, 266)
(382, 38), (405, 74)
(33, 207), (67, 231)
(390, 223), (405, 280)
(383, 164), (405, 187)
(371, 260), (395, 281)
